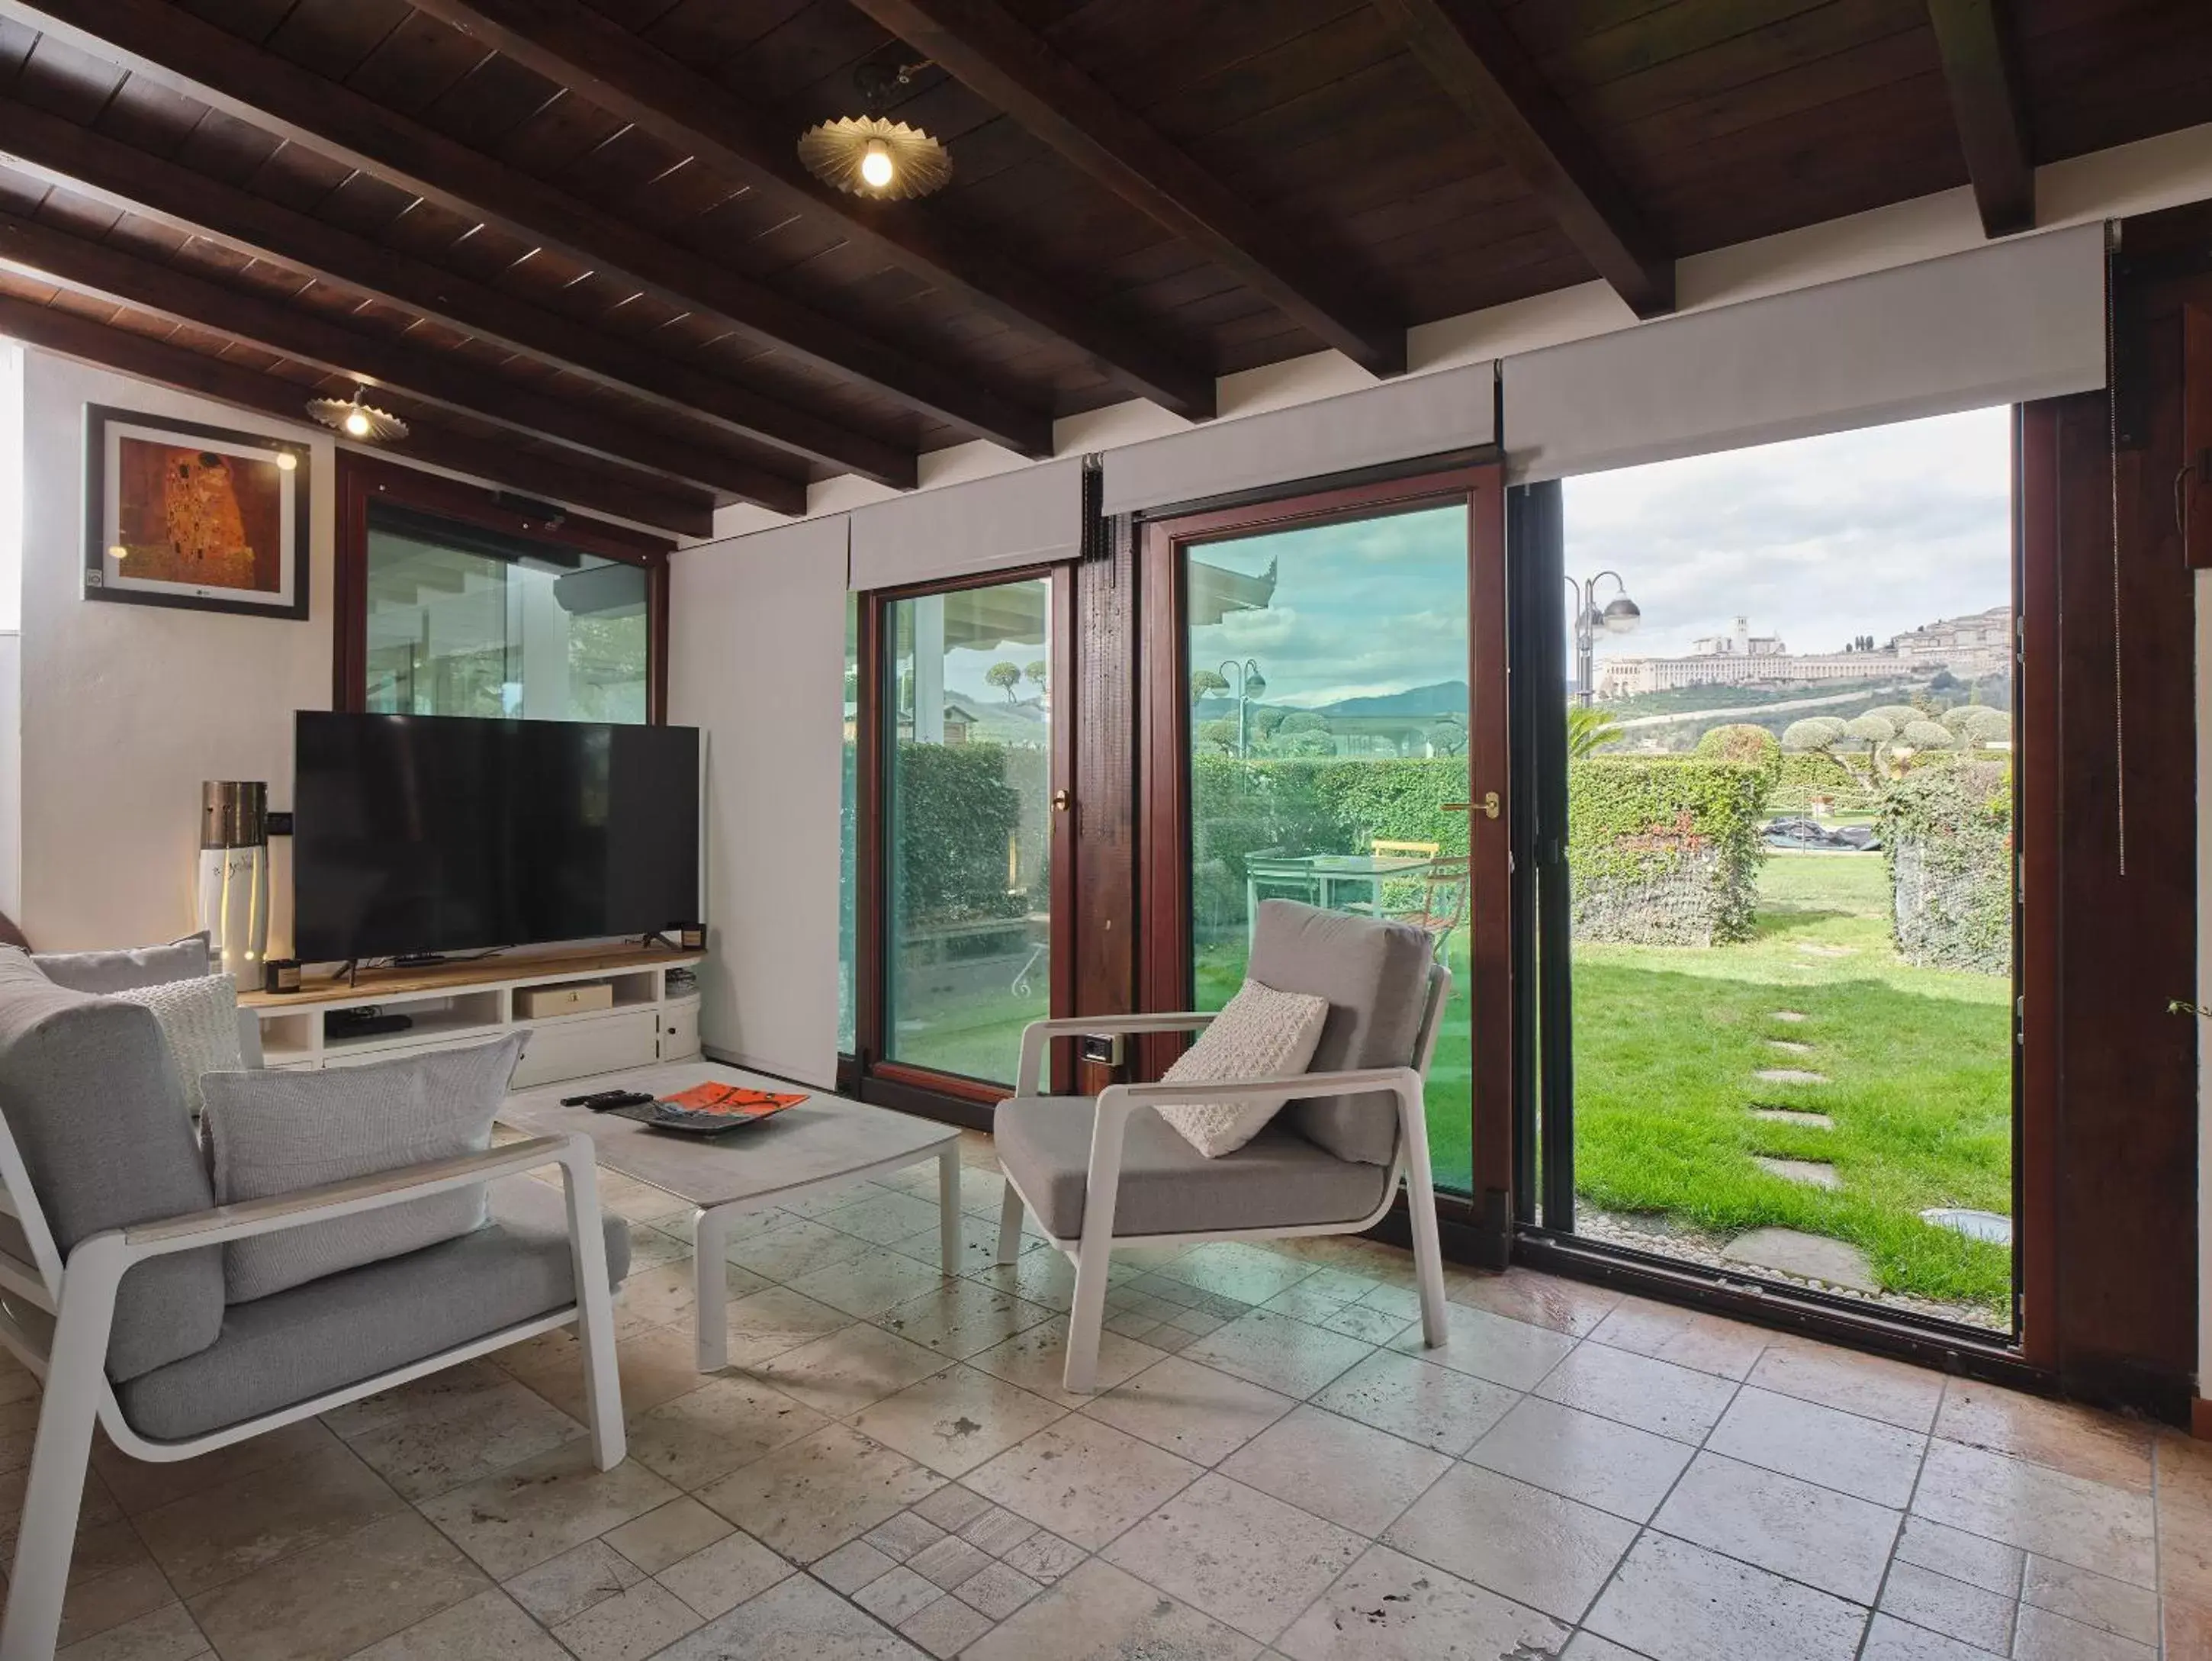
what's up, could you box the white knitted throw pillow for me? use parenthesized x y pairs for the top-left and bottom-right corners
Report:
(1155, 978), (1329, 1157)
(109, 971), (243, 1122)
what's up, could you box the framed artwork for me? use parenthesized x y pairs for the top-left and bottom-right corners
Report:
(83, 405), (311, 620)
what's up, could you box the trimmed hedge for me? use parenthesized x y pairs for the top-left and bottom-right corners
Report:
(1568, 756), (1771, 945)
(1880, 761), (2012, 972)
(891, 741), (1025, 922)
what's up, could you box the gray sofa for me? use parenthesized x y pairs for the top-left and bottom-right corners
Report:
(0, 945), (630, 1661)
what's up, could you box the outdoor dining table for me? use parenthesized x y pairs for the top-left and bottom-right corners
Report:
(1243, 850), (1438, 936)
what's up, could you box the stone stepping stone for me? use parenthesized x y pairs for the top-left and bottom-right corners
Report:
(1750, 1107), (1834, 1129)
(1766, 1038), (1815, 1054)
(1722, 1226), (1879, 1292)
(1755, 1068), (1828, 1085)
(1921, 1208), (2012, 1246)
(1752, 1155), (1839, 1189)
(1770, 1010), (1809, 1023)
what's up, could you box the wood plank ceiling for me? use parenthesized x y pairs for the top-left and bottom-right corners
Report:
(0, 0), (2197, 536)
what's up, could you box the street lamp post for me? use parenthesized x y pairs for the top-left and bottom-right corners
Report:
(1219, 658), (1267, 755)
(1565, 571), (1640, 707)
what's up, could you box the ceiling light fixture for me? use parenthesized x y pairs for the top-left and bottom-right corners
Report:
(799, 59), (951, 201)
(307, 385), (408, 443)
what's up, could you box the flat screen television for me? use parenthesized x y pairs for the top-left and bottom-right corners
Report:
(292, 711), (699, 963)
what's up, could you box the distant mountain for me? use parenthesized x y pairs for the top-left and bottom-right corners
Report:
(1313, 681), (1469, 717)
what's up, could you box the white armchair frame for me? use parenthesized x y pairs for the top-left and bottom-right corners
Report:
(0, 1125), (624, 1661)
(998, 971), (1452, 1392)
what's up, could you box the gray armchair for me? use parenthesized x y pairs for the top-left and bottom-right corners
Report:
(0, 950), (629, 1661)
(994, 900), (1453, 1392)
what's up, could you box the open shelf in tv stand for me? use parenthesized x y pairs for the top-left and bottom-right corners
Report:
(241, 945), (705, 1087)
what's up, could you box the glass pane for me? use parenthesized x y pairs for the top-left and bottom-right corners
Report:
(885, 579), (1053, 1083)
(1185, 505), (1474, 1194)
(839, 592), (859, 1056)
(1561, 407), (2014, 1331)
(363, 505), (649, 722)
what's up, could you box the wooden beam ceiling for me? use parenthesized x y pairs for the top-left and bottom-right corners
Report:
(1372, 0), (1675, 319)
(0, 0), (1054, 456)
(407, 0), (1218, 420)
(0, 291), (714, 534)
(1927, 0), (2036, 238)
(841, 0), (1406, 378)
(0, 95), (914, 489)
(0, 208), (809, 513)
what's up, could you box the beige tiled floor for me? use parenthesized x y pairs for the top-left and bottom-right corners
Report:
(10, 1128), (2211, 1660)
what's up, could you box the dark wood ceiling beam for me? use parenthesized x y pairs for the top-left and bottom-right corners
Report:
(0, 292), (712, 534)
(0, 95), (914, 488)
(408, 0), (1219, 418)
(838, 0), (1404, 377)
(1372, 0), (1674, 318)
(0, 0), (1053, 455)
(1927, 0), (2034, 238)
(0, 208), (809, 513)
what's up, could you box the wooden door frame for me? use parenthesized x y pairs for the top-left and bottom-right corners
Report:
(850, 562), (1077, 1128)
(1134, 463), (1514, 1251)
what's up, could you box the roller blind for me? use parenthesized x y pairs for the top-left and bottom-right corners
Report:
(667, 515), (848, 1086)
(847, 457), (1084, 591)
(1503, 222), (2108, 482)
(1100, 359), (1498, 515)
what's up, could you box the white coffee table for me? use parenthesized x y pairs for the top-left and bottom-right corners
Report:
(500, 1060), (963, 1372)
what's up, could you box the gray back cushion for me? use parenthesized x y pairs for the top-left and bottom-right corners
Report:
(32, 933), (211, 995)
(1247, 900), (1435, 1164)
(0, 952), (224, 1379)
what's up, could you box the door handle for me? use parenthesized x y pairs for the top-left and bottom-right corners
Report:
(1051, 789), (1072, 812)
(1479, 792), (1501, 819)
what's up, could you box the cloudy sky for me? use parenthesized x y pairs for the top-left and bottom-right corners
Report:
(1187, 405), (2014, 707)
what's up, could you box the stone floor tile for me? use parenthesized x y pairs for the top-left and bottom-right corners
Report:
(693, 1424), (944, 1563)
(1534, 1342), (1739, 1444)
(2164, 1595), (2212, 1660)
(1706, 1385), (1927, 1507)
(1876, 1560), (2017, 1653)
(814, 1538), (898, 1595)
(1934, 1383), (2155, 1492)
(503, 1324), (706, 1425)
(1910, 1439), (2155, 1587)
(1276, 1542), (1573, 1661)
(1892, 1515), (2025, 1597)
(748, 1322), (956, 1418)
(1583, 1532), (1867, 1661)
(651, 1530), (793, 1621)
(873, 1280), (1057, 1360)
(1152, 1242), (1320, 1306)
(1315, 1302), (1414, 1344)
(818, 1191), (948, 1247)
(1218, 1404), (1450, 1536)
(622, 1375), (828, 1491)
(134, 1441), (407, 1598)
(1385, 1301), (1579, 1391)
(1464, 1394), (1695, 1523)
(1857, 1612), (2005, 1659)
(965, 1414), (1200, 1550)
(92, 1417), (342, 1519)
(956, 1559), (1044, 1619)
(53, 1602), (211, 1661)
(866, 1509), (950, 1560)
(603, 1495), (731, 1575)
(1310, 1349), (1519, 1457)
(1082, 1356), (1296, 1466)
(1654, 1450), (1900, 1604)
(1445, 1267), (1622, 1337)
(907, 1531), (991, 1590)
(958, 1502), (1038, 1556)
(612, 1257), (769, 1330)
(1586, 1296), (1770, 1380)
(966, 1316), (1166, 1405)
(2011, 1601), (2156, 1659)
(999, 1528), (1086, 1585)
(899, 1592), (997, 1658)
(787, 1246), (955, 1321)
(346, 1589), (567, 1660)
(854, 1564), (944, 1625)
(911, 1483), (995, 1532)
(722, 1216), (879, 1283)
(966, 1251), (1081, 1315)
(715, 1286), (859, 1370)
(503, 1540), (645, 1627)
(848, 1363), (1068, 1477)
(1104, 1473), (1364, 1643)
(889, 1213), (1050, 1277)
(961, 1556), (1258, 1661)
(1558, 1634), (1654, 1661)
(2022, 1552), (2160, 1644)
(1182, 1309), (1375, 1399)
(648, 1574), (927, 1660)
(416, 1443), (677, 1580)
(182, 1511), (488, 1661)
(334, 1368), (584, 1502)
(1382, 1461), (1637, 1624)
(547, 1579), (702, 1661)
(56, 1557), (177, 1650)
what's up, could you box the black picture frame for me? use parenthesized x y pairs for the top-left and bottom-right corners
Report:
(83, 404), (312, 620)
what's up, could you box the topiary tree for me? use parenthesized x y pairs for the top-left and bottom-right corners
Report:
(1782, 716), (1847, 752)
(1843, 712), (1897, 771)
(1866, 704), (1921, 729)
(985, 662), (1022, 702)
(1695, 723), (1782, 777)
(1426, 714), (1468, 757)
(1961, 707), (2011, 745)
(1937, 704), (1980, 736)
(1024, 660), (1048, 694)
(1190, 668), (1229, 705)
(1274, 712), (1335, 757)
(1900, 719), (1953, 751)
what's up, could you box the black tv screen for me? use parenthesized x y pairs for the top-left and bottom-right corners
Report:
(293, 712), (699, 962)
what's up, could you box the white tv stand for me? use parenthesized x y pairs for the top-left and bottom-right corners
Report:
(240, 946), (704, 1088)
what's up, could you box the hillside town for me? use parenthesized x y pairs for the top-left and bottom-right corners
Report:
(1596, 605), (2014, 697)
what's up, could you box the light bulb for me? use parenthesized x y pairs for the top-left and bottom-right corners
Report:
(343, 409), (371, 437)
(859, 140), (895, 189)
(276, 452), (297, 472)
(108, 543), (127, 562)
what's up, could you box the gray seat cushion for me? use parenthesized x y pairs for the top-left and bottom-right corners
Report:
(995, 1096), (1389, 1239)
(0, 953), (225, 1380)
(29, 934), (211, 995)
(1248, 900), (1435, 1164)
(116, 1177), (631, 1442)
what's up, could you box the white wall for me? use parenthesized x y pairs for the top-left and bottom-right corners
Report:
(16, 349), (335, 953)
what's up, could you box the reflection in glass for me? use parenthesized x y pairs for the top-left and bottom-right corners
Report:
(884, 579), (1053, 1083)
(1184, 505), (1474, 1193)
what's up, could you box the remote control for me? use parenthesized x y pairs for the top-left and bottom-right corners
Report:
(561, 1088), (654, 1109)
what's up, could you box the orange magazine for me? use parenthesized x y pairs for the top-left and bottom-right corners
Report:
(656, 1082), (807, 1120)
